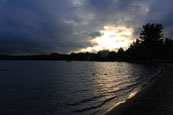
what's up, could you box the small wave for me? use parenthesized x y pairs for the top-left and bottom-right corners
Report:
(66, 94), (107, 106)
(106, 83), (139, 94)
(74, 96), (117, 113)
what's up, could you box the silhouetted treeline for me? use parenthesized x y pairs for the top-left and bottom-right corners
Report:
(0, 51), (117, 61)
(0, 23), (173, 62)
(123, 23), (173, 61)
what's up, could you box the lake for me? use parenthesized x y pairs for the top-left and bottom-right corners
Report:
(0, 61), (161, 115)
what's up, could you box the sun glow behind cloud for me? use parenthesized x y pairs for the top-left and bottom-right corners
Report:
(78, 25), (134, 52)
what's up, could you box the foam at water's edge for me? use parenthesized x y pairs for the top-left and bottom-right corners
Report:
(104, 64), (165, 115)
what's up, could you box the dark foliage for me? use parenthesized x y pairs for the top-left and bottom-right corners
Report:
(124, 23), (173, 61)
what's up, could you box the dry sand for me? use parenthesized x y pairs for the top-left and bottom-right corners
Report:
(106, 64), (173, 115)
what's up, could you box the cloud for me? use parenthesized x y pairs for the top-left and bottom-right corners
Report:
(0, 0), (172, 54)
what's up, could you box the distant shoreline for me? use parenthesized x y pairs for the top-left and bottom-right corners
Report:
(105, 64), (173, 115)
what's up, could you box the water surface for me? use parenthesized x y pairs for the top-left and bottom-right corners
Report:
(0, 61), (160, 115)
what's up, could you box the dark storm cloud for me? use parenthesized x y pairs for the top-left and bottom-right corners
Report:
(0, 0), (90, 54)
(0, 0), (173, 54)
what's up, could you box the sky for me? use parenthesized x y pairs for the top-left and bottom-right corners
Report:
(0, 0), (173, 54)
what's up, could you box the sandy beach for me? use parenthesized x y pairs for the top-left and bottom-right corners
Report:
(106, 64), (173, 115)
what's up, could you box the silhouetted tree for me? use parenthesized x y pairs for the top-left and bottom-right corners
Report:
(126, 23), (165, 60)
(116, 48), (125, 60)
(164, 38), (173, 59)
(139, 23), (164, 59)
(139, 23), (163, 42)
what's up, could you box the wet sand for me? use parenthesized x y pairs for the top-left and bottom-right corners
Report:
(106, 64), (173, 115)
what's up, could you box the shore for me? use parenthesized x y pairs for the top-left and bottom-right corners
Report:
(106, 64), (173, 115)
